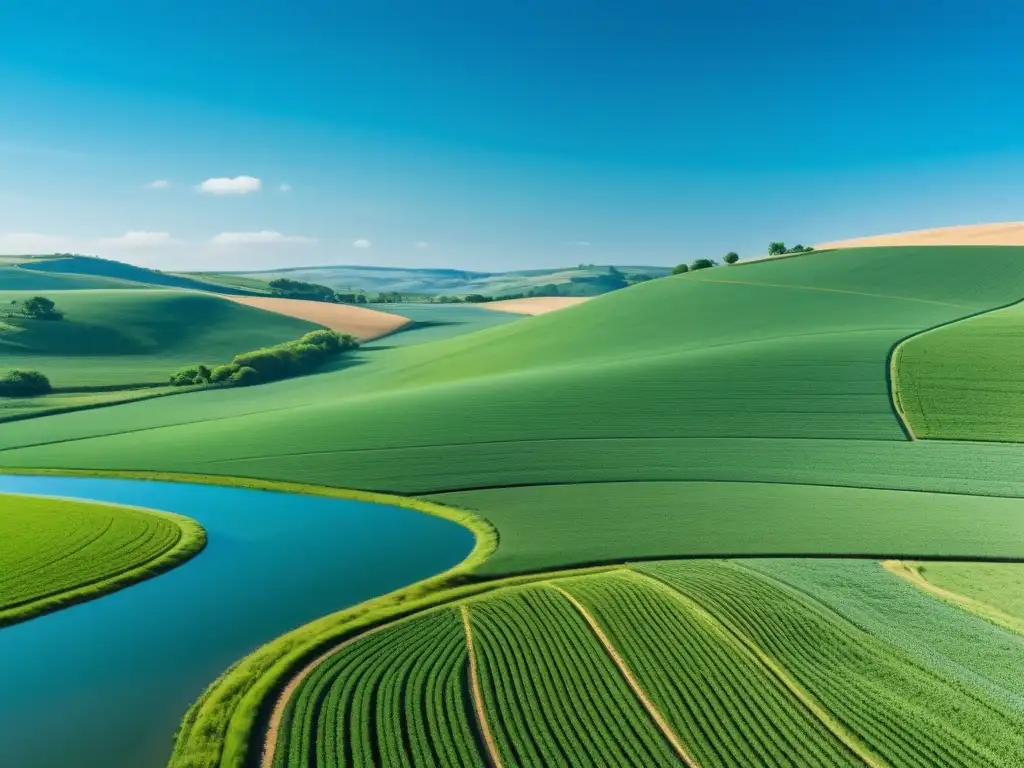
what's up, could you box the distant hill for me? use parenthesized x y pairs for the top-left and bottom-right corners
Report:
(14, 255), (267, 295)
(208, 263), (672, 298)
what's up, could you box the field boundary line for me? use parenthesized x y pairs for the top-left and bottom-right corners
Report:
(626, 568), (888, 768)
(689, 275), (968, 308)
(882, 560), (1024, 638)
(550, 584), (700, 767)
(460, 605), (504, 768)
(258, 621), (392, 768)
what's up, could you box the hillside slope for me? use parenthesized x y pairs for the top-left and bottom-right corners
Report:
(4, 247), (1024, 572)
(18, 255), (262, 294)
(0, 289), (321, 387)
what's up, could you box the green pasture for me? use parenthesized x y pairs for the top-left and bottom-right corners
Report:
(3, 247), (1024, 573)
(363, 303), (520, 347)
(16, 255), (262, 294)
(0, 289), (320, 388)
(915, 562), (1024, 624)
(0, 259), (138, 290)
(0, 493), (204, 626)
(894, 300), (1024, 441)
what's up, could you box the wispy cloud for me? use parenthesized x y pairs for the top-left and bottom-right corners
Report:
(145, 179), (171, 189)
(352, 238), (372, 249)
(570, 240), (592, 246)
(210, 230), (315, 245)
(415, 241), (430, 249)
(197, 176), (262, 195)
(279, 183), (292, 192)
(98, 231), (175, 249)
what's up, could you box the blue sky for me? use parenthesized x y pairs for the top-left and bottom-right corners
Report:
(1, 1), (1023, 271)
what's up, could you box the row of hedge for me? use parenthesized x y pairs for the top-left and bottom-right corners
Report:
(169, 329), (358, 389)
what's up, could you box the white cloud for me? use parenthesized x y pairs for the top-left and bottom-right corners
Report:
(210, 230), (316, 245)
(352, 238), (371, 249)
(145, 179), (170, 189)
(571, 240), (592, 246)
(0, 232), (73, 253)
(197, 176), (262, 195)
(415, 241), (429, 249)
(98, 231), (175, 249)
(279, 183), (292, 192)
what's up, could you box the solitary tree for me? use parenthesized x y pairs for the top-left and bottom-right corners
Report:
(767, 242), (786, 256)
(691, 258), (716, 271)
(723, 252), (739, 265)
(672, 263), (690, 275)
(22, 296), (62, 320)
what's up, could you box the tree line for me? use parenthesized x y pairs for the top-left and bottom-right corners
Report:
(169, 329), (359, 389)
(672, 242), (814, 275)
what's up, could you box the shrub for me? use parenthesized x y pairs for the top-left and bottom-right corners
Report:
(691, 258), (716, 271)
(0, 369), (51, 396)
(724, 252), (739, 264)
(672, 263), (690, 275)
(768, 242), (787, 256)
(209, 364), (239, 383)
(228, 366), (261, 386)
(169, 366), (210, 386)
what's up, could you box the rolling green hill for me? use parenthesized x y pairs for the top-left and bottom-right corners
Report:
(893, 300), (1024, 441)
(16, 255), (265, 295)
(4, 247), (1024, 575)
(218, 263), (670, 297)
(0, 256), (141, 290)
(0, 289), (321, 388)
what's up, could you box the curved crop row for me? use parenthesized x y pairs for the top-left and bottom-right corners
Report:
(467, 584), (680, 767)
(557, 571), (860, 767)
(273, 608), (482, 768)
(636, 560), (1024, 767)
(0, 492), (204, 626)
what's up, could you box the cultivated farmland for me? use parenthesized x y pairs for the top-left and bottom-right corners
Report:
(0, 492), (204, 626)
(893, 300), (1024, 440)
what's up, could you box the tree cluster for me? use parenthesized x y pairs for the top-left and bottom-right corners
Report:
(169, 329), (359, 389)
(0, 369), (52, 397)
(767, 242), (814, 256)
(8, 296), (64, 321)
(268, 278), (370, 305)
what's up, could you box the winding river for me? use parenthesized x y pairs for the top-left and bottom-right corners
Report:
(0, 475), (475, 768)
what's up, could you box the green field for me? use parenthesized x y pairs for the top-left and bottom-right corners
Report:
(0, 257), (140, 290)
(363, 303), (521, 347)
(893, 300), (1024, 441)
(0, 289), (321, 388)
(268, 561), (1024, 768)
(0, 493), (204, 626)
(4, 247), (1024, 572)
(914, 561), (1024, 624)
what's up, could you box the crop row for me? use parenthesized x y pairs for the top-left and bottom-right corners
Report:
(0, 495), (181, 612)
(274, 608), (482, 768)
(468, 584), (680, 767)
(636, 560), (1024, 767)
(557, 570), (859, 767)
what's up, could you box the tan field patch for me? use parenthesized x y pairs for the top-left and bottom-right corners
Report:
(481, 296), (591, 315)
(817, 222), (1024, 250)
(220, 295), (411, 341)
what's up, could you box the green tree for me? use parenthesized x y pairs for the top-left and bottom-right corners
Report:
(672, 263), (689, 275)
(691, 258), (716, 270)
(723, 252), (739, 264)
(768, 242), (786, 256)
(22, 296), (63, 320)
(228, 366), (261, 386)
(0, 369), (51, 396)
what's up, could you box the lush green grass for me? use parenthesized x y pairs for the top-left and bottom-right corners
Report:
(3, 248), (1024, 573)
(0, 492), (204, 626)
(638, 559), (1024, 766)
(894, 300), (1024, 441)
(558, 570), (858, 766)
(914, 561), (1024, 624)
(0, 259), (139, 289)
(274, 609), (482, 768)
(17, 255), (263, 294)
(745, 560), (1024, 714)
(0, 289), (320, 388)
